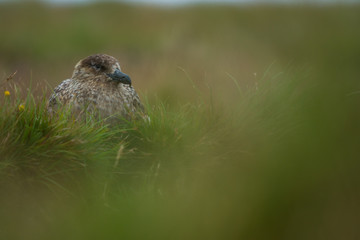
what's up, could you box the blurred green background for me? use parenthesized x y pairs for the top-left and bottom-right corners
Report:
(1, 2), (359, 101)
(0, 1), (360, 239)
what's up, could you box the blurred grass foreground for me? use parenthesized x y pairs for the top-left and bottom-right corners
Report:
(1, 1), (360, 240)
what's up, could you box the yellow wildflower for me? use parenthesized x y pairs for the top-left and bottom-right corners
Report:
(18, 104), (25, 111)
(4, 90), (10, 96)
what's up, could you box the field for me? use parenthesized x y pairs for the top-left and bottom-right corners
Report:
(1, 2), (360, 239)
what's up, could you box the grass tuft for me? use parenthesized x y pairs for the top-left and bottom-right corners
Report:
(1, 67), (359, 239)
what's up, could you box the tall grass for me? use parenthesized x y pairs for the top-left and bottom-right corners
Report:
(0, 73), (221, 194)
(2, 67), (345, 239)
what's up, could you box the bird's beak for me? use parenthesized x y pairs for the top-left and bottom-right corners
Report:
(107, 69), (132, 86)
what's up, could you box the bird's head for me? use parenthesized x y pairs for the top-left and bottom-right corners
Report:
(72, 54), (132, 86)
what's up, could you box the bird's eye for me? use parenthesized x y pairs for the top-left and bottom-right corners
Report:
(92, 64), (103, 71)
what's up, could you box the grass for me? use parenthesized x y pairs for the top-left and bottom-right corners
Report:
(0, 75), (220, 195)
(2, 67), (356, 239)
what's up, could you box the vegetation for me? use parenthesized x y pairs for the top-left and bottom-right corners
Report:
(0, 2), (359, 240)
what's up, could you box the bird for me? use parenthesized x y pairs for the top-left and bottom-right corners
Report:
(48, 54), (145, 122)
